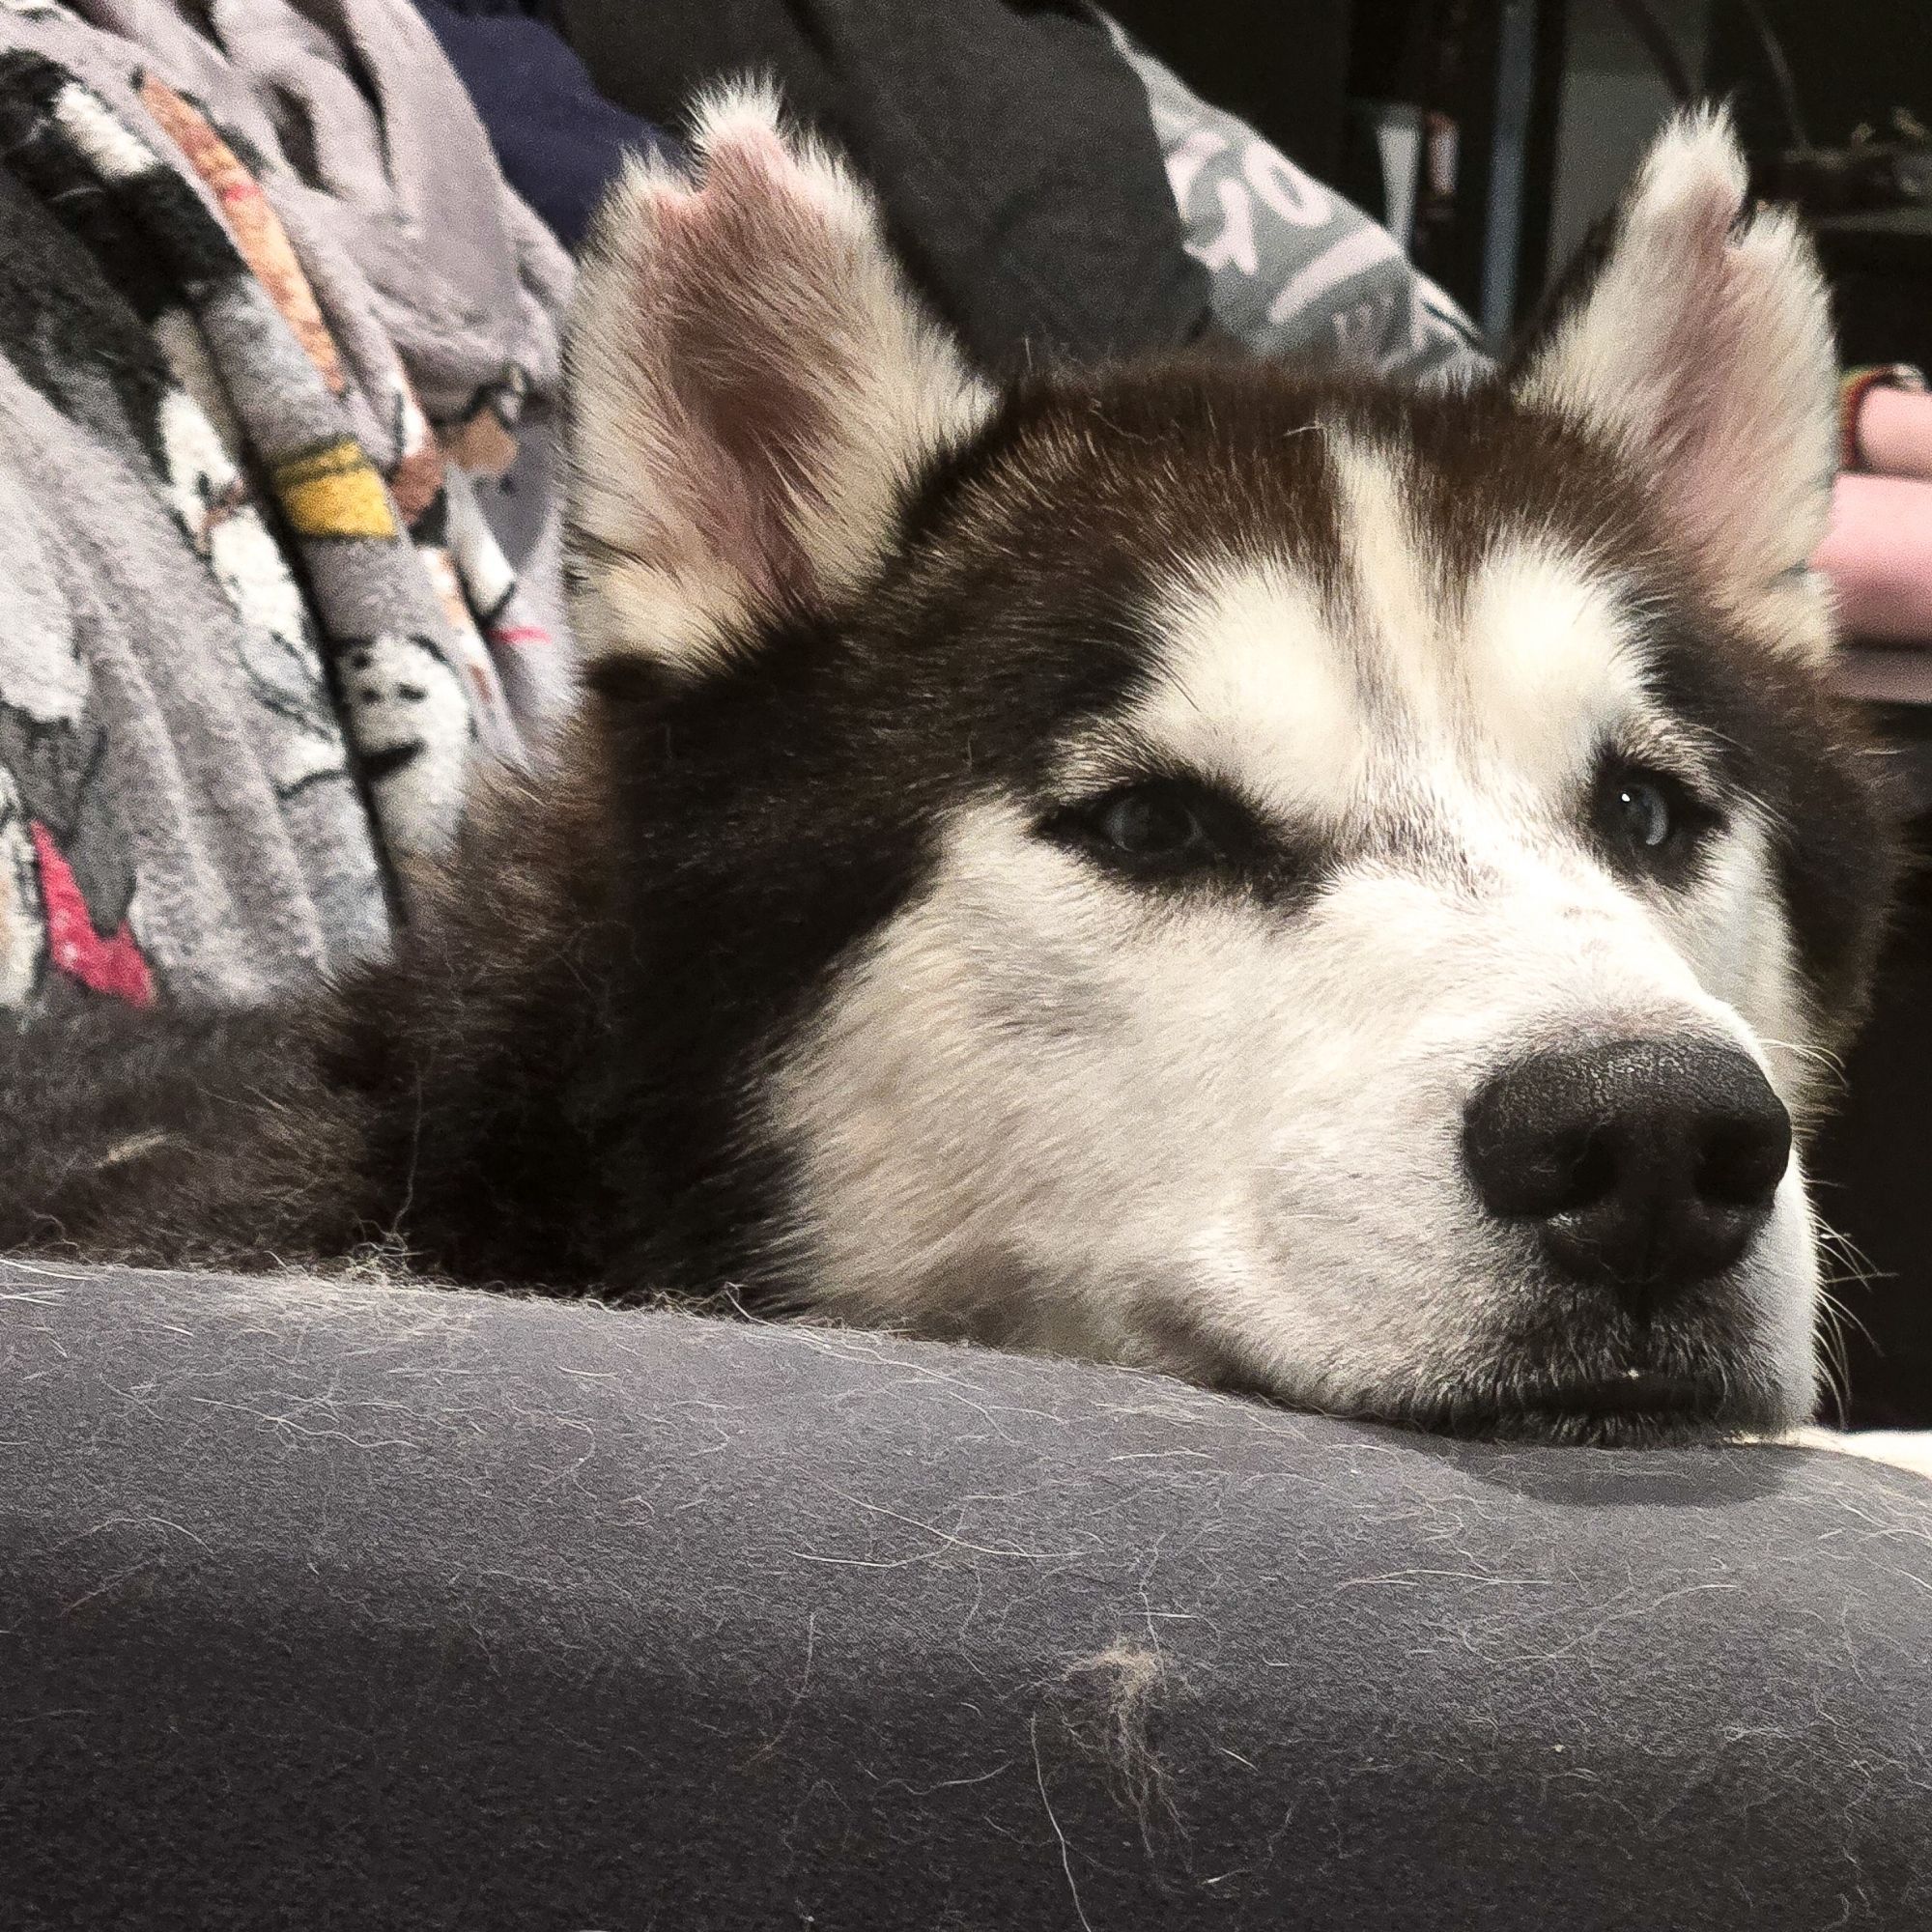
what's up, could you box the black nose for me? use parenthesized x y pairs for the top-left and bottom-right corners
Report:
(1463, 1038), (1792, 1301)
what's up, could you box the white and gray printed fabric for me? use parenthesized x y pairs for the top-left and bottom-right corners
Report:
(1117, 27), (1490, 383)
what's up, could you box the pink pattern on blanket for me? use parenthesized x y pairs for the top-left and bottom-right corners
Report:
(31, 823), (154, 1008)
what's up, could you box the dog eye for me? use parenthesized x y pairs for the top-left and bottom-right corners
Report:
(1595, 761), (1718, 867)
(1612, 775), (1672, 848)
(1094, 786), (1208, 859)
(1045, 778), (1230, 873)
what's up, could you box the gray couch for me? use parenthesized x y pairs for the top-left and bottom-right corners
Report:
(6, 1261), (1930, 1928)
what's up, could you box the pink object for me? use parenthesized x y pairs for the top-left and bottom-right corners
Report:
(1815, 473), (1932, 644)
(1853, 384), (1932, 484)
(30, 821), (155, 1008)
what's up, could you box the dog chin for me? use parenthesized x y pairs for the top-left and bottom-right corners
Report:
(1188, 1314), (1805, 1446)
(1411, 1379), (1740, 1448)
(1366, 1361), (1801, 1447)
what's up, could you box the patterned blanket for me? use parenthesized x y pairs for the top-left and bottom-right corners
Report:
(0, 0), (573, 1014)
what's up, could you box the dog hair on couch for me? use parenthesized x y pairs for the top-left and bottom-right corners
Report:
(0, 90), (1901, 1450)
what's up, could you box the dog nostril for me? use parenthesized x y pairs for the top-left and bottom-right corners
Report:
(1463, 1037), (1791, 1301)
(1697, 1121), (1790, 1209)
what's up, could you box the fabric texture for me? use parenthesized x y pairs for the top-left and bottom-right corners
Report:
(0, 0), (582, 1012)
(412, 0), (680, 250)
(0, 52), (509, 859)
(67, 0), (573, 424)
(1116, 20), (1489, 381)
(556, 0), (1217, 374)
(0, 103), (386, 1006)
(35, 0), (578, 708)
(5, 1260), (1930, 1928)
(557, 0), (1478, 384)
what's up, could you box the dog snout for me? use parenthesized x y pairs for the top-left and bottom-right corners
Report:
(1462, 1037), (1792, 1304)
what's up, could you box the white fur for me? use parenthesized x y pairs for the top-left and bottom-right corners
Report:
(775, 797), (1816, 1421)
(1464, 543), (1648, 795)
(1127, 483), (1651, 837)
(1129, 559), (1366, 825)
(1514, 109), (1838, 658)
(1326, 433), (1444, 717)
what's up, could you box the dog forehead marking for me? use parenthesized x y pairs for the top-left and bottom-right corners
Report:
(1324, 430), (1441, 714)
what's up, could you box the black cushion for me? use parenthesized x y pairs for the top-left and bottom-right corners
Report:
(5, 1262), (1929, 1928)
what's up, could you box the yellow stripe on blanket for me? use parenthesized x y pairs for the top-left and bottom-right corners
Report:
(275, 439), (398, 540)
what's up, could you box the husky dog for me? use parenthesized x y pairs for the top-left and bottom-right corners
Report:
(0, 95), (1895, 1446)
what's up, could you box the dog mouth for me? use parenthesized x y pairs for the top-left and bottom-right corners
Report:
(1541, 1367), (1708, 1415)
(1388, 1365), (1748, 1446)
(1481, 1369), (1721, 1445)
(1160, 1285), (1788, 1446)
(1375, 1284), (1795, 1445)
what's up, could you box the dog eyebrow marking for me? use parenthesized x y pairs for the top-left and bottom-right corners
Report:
(1463, 540), (1650, 795)
(1130, 554), (1369, 831)
(1123, 499), (1668, 852)
(1321, 434), (1662, 806)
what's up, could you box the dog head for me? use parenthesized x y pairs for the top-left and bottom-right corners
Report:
(562, 93), (1893, 1441)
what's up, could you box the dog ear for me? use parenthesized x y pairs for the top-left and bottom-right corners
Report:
(1511, 108), (1837, 659)
(565, 83), (995, 678)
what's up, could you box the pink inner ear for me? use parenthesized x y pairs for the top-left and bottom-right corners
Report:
(614, 133), (860, 624)
(1642, 214), (1794, 593)
(1652, 296), (1747, 560)
(710, 118), (792, 174)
